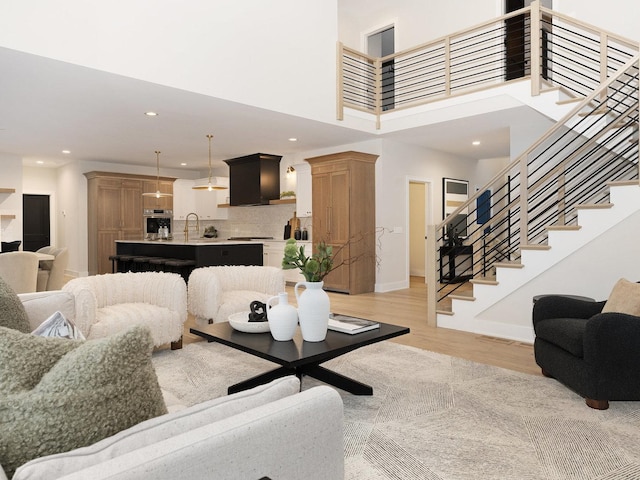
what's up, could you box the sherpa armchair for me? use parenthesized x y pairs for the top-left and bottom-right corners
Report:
(62, 272), (187, 349)
(188, 266), (284, 324)
(533, 279), (640, 410)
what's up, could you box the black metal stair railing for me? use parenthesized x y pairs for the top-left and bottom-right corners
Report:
(429, 57), (639, 312)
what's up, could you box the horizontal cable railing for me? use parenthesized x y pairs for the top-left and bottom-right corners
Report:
(427, 56), (639, 315)
(337, 1), (638, 127)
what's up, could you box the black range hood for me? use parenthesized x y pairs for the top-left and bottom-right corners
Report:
(224, 153), (282, 206)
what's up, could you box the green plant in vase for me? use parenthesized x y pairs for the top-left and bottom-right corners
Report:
(282, 238), (333, 282)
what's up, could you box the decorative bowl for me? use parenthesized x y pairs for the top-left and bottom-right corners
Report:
(228, 312), (270, 333)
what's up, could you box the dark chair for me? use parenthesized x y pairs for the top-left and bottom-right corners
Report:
(533, 294), (640, 409)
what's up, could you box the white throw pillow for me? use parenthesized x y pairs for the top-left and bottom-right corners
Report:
(31, 311), (85, 340)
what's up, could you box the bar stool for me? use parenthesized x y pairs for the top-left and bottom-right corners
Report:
(112, 254), (135, 272)
(108, 254), (121, 273)
(132, 256), (153, 272)
(148, 257), (168, 272)
(164, 259), (196, 281)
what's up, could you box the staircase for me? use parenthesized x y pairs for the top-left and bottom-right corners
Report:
(428, 57), (639, 342)
(335, 1), (639, 342)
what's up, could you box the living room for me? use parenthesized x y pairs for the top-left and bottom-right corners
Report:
(1, 1), (640, 478)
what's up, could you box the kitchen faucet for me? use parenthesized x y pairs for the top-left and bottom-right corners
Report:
(184, 212), (200, 242)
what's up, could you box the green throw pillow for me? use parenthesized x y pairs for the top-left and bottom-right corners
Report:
(0, 325), (168, 477)
(0, 275), (31, 333)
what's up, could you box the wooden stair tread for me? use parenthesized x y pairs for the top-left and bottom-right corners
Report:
(436, 309), (454, 316)
(494, 262), (524, 269)
(520, 244), (551, 251)
(556, 96), (586, 105)
(546, 225), (581, 231)
(575, 203), (613, 210)
(470, 278), (498, 286)
(449, 294), (476, 301)
(606, 180), (639, 187)
(578, 108), (609, 117)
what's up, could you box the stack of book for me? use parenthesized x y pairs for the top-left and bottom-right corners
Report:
(327, 314), (379, 335)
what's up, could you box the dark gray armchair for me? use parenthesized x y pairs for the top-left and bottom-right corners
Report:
(533, 295), (640, 410)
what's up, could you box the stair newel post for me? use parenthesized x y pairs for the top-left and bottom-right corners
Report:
(336, 42), (345, 121)
(426, 224), (438, 327)
(530, 0), (541, 97)
(374, 57), (382, 130)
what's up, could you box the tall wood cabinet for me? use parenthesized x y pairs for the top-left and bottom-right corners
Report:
(85, 172), (174, 275)
(307, 151), (378, 294)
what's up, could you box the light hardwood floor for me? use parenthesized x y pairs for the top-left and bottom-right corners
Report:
(183, 276), (541, 376)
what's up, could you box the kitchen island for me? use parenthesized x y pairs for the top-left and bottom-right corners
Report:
(114, 239), (263, 278)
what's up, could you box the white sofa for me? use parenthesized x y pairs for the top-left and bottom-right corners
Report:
(188, 266), (285, 324)
(62, 272), (187, 349)
(8, 291), (345, 480)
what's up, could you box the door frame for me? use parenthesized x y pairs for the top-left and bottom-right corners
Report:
(405, 176), (434, 286)
(23, 188), (56, 249)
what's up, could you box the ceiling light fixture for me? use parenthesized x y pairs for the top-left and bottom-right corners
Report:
(288, 137), (298, 142)
(145, 111), (158, 117)
(192, 134), (228, 191)
(61, 150), (71, 154)
(472, 140), (481, 146)
(142, 151), (173, 198)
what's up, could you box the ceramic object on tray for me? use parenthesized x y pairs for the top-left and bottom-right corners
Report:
(228, 312), (270, 333)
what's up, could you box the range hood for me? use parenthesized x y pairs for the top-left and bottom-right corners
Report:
(224, 153), (282, 206)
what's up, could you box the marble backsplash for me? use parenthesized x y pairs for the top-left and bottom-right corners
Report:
(172, 203), (312, 241)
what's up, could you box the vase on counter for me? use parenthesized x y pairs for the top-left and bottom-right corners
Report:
(294, 281), (330, 342)
(266, 292), (298, 341)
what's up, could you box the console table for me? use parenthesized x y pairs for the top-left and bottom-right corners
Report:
(439, 245), (473, 283)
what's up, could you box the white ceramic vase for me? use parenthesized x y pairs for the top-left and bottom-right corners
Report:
(266, 292), (298, 341)
(294, 281), (330, 342)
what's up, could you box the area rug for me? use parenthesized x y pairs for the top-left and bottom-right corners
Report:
(152, 341), (640, 480)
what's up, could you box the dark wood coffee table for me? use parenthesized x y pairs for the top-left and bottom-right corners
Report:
(190, 321), (410, 395)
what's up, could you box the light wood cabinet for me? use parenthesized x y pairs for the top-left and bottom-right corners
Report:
(85, 172), (174, 275)
(307, 151), (377, 294)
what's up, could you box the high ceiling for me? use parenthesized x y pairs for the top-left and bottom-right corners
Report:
(0, 46), (546, 172)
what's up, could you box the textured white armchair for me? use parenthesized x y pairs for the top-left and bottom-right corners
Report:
(62, 272), (187, 349)
(188, 266), (285, 324)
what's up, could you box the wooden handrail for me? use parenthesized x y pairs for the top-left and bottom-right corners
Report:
(434, 54), (640, 233)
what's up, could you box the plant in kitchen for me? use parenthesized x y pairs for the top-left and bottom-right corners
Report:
(203, 225), (218, 238)
(280, 190), (296, 199)
(282, 239), (333, 282)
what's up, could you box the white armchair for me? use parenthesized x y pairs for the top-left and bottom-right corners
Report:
(37, 247), (69, 291)
(188, 266), (285, 324)
(18, 290), (76, 331)
(0, 251), (39, 294)
(62, 272), (187, 349)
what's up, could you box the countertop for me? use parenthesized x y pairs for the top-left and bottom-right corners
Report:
(115, 238), (312, 246)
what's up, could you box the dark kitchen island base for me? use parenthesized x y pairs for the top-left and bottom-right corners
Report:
(114, 241), (263, 278)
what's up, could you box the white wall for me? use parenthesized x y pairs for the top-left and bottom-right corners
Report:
(0, 0), (339, 123)
(554, 0), (639, 42)
(0, 154), (23, 247)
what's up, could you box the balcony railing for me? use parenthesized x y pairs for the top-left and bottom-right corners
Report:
(337, 0), (638, 128)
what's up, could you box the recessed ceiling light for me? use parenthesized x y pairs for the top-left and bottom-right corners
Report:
(62, 150), (71, 154)
(36, 160), (44, 164)
(472, 141), (481, 146)
(180, 162), (187, 166)
(145, 112), (158, 117)
(288, 137), (297, 142)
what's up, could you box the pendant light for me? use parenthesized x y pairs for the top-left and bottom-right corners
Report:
(193, 134), (227, 191)
(143, 151), (173, 198)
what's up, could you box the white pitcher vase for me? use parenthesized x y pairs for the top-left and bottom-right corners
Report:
(294, 281), (330, 342)
(266, 292), (298, 341)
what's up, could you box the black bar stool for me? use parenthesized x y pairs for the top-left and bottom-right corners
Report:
(113, 254), (135, 272)
(148, 257), (168, 272)
(164, 259), (196, 281)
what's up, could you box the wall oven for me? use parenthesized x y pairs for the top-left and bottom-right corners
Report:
(143, 209), (172, 239)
